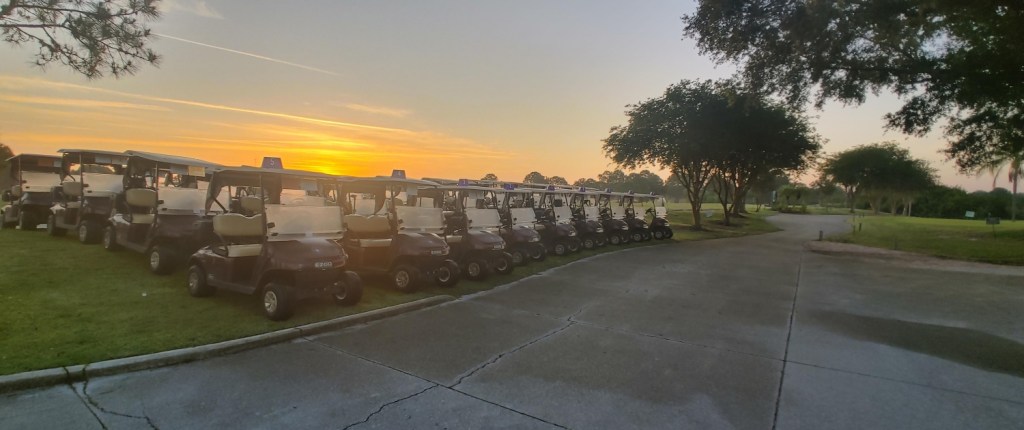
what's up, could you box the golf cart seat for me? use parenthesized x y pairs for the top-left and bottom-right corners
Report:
(213, 213), (264, 257)
(239, 196), (263, 214)
(126, 188), (158, 224)
(10, 185), (21, 198)
(63, 182), (84, 197)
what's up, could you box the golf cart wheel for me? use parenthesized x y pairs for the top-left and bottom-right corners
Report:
(493, 252), (514, 275)
(47, 214), (66, 236)
(18, 212), (35, 231)
(102, 225), (120, 251)
(642, 230), (652, 241)
(148, 245), (177, 275)
(596, 235), (608, 247)
(567, 238), (581, 253)
(465, 258), (490, 281)
(620, 232), (631, 244)
(652, 229), (665, 240)
(509, 248), (528, 266)
(553, 241), (568, 256)
(582, 237), (596, 250)
(334, 271), (363, 306)
(435, 260), (460, 288)
(390, 264), (421, 293)
(665, 228), (674, 239)
(187, 264), (214, 297)
(630, 232), (643, 242)
(77, 220), (101, 244)
(608, 233), (622, 246)
(528, 244), (547, 262)
(262, 282), (294, 321)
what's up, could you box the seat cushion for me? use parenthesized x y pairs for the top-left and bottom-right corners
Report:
(358, 238), (392, 247)
(226, 244), (263, 257)
(131, 214), (155, 224)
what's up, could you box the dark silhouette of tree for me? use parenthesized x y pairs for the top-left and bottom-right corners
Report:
(1, 0), (160, 78)
(480, 173), (499, 181)
(523, 171), (546, 184)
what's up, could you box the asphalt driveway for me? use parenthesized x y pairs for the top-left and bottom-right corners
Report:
(3, 214), (1022, 429)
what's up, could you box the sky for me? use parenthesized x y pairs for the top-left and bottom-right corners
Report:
(0, 0), (1008, 191)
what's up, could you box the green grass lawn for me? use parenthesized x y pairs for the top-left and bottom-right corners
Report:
(0, 210), (777, 376)
(828, 215), (1024, 265)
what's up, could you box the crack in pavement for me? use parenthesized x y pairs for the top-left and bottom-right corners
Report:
(772, 252), (804, 430)
(340, 385), (438, 430)
(78, 377), (159, 430)
(68, 382), (108, 430)
(451, 321), (576, 388)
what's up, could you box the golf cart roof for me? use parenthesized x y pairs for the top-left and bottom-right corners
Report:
(5, 153), (61, 163)
(211, 166), (345, 182)
(430, 184), (501, 192)
(347, 176), (440, 187)
(124, 150), (222, 169)
(57, 149), (126, 157)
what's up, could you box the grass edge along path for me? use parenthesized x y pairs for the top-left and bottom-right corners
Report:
(826, 215), (1024, 266)
(0, 207), (776, 376)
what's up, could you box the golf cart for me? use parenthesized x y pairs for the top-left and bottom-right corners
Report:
(597, 190), (632, 245)
(104, 150), (222, 274)
(339, 172), (460, 292)
(416, 181), (513, 280)
(490, 183), (550, 262)
(637, 193), (673, 240)
(1, 154), (62, 230)
(566, 187), (608, 249)
(186, 167), (362, 321)
(527, 184), (581, 256)
(621, 192), (653, 242)
(47, 149), (127, 243)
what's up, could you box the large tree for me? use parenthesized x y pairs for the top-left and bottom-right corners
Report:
(1, 0), (160, 78)
(944, 106), (1024, 221)
(682, 1), (1024, 156)
(819, 142), (934, 214)
(603, 79), (818, 228)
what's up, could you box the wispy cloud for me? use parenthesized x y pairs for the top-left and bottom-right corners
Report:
(156, 33), (340, 76)
(343, 103), (412, 118)
(0, 95), (169, 111)
(160, 0), (223, 19)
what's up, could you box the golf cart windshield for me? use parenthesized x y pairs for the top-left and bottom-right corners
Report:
(9, 155), (62, 194)
(62, 151), (127, 196)
(344, 178), (445, 234)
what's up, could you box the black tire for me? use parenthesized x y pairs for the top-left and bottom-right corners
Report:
(493, 252), (514, 275)
(509, 247), (528, 266)
(567, 238), (581, 253)
(187, 264), (214, 297)
(77, 220), (101, 244)
(630, 231), (644, 242)
(390, 264), (420, 292)
(596, 235), (608, 247)
(435, 260), (460, 288)
(652, 229), (665, 240)
(102, 225), (120, 251)
(529, 243), (547, 262)
(464, 258), (490, 281)
(46, 214), (66, 236)
(553, 241), (568, 256)
(620, 232), (632, 244)
(608, 233), (622, 245)
(18, 212), (35, 231)
(582, 236), (596, 250)
(262, 282), (294, 321)
(665, 228), (674, 239)
(334, 271), (363, 306)
(642, 230), (652, 241)
(148, 245), (176, 275)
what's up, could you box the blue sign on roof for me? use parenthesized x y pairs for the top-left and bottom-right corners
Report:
(261, 157), (284, 169)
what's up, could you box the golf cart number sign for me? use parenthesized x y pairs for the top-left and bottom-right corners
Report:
(314, 261), (333, 269)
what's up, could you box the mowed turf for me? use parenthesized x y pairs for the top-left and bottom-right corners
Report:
(0, 208), (777, 376)
(829, 215), (1024, 265)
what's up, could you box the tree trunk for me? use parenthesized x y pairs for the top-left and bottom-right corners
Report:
(1013, 176), (1018, 222)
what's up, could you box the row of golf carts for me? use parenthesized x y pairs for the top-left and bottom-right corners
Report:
(2, 150), (673, 320)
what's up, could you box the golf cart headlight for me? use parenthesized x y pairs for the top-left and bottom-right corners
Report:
(529, 237), (540, 242)
(596, 227), (604, 233)
(620, 225), (629, 230)
(569, 231), (577, 236)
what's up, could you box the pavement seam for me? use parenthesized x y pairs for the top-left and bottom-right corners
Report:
(339, 384), (438, 430)
(445, 387), (570, 430)
(450, 320), (576, 388)
(786, 360), (1024, 406)
(771, 252), (803, 430)
(67, 381), (108, 430)
(78, 377), (159, 430)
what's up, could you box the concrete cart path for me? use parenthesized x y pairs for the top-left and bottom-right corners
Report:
(3, 214), (1022, 429)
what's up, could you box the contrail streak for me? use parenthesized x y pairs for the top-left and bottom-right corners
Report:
(156, 33), (340, 76)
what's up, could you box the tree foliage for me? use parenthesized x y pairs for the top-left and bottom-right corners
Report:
(682, 1), (1024, 157)
(572, 169), (665, 195)
(603, 79), (819, 228)
(522, 171), (547, 184)
(944, 106), (1024, 220)
(1, 0), (160, 78)
(819, 142), (935, 214)
(480, 173), (499, 181)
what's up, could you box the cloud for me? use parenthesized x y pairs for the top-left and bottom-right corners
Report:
(343, 103), (412, 118)
(156, 33), (340, 76)
(160, 0), (223, 19)
(0, 95), (169, 111)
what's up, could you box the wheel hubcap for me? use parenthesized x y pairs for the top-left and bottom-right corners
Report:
(188, 272), (198, 290)
(395, 271), (410, 288)
(437, 268), (451, 282)
(468, 263), (480, 277)
(79, 225), (88, 241)
(149, 251), (160, 269)
(264, 291), (278, 313)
